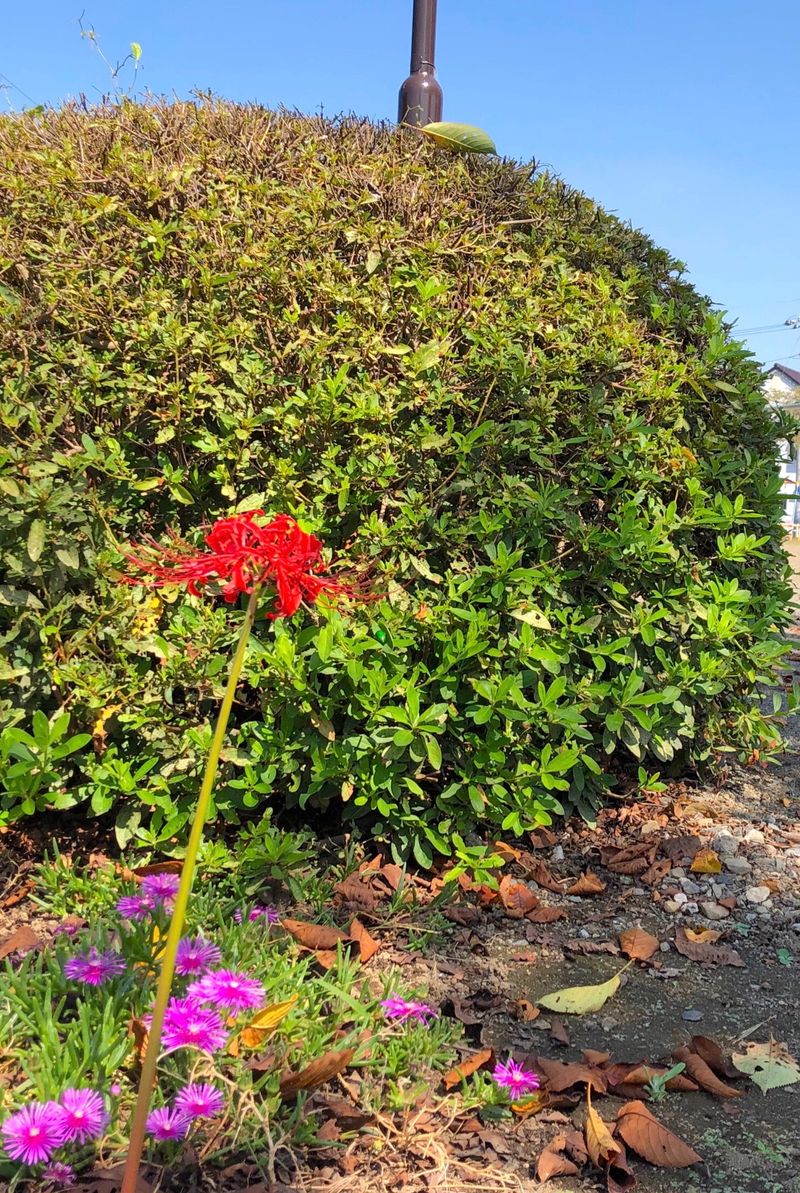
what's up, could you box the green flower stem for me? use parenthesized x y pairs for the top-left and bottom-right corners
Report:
(121, 588), (259, 1193)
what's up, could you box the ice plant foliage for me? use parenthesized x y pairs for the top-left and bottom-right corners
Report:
(174, 1084), (225, 1121)
(380, 996), (438, 1024)
(1, 1101), (66, 1165)
(187, 969), (265, 1013)
(124, 511), (362, 617)
(63, 948), (126, 987)
(174, 936), (222, 976)
(492, 1057), (541, 1100)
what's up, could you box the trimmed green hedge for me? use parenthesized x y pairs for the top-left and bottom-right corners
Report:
(0, 101), (792, 862)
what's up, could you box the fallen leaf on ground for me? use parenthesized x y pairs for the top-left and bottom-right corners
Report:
(529, 827), (558, 849)
(567, 870), (607, 896)
(526, 906), (567, 923)
(672, 1045), (743, 1098)
(491, 841), (522, 863)
(674, 926), (744, 968)
(514, 999), (540, 1022)
(690, 848), (721, 874)
(604, 1063), (697, 1093)
(661, 835), (702, 862)
(128, 1017), (149, 1063)
(521, 858), (567, 892)
(585, 1086), (621, 1167)
(498, 875), (540, 917)
(683, 927), (723, 944)
(535, 1057), (607, 1093)
(731, 1039), (800, 1092)
(511, 1090), (550, 1118)
(601, 841), (656, 874)
(281, 918), (348, 951)
(233, 997), (298, 1052)
(279, 1047), (355, 1099)
(641, 859), (672, 886)
(0, 879), (33, 910)
(539, 962), (631, 1015)
(348, 918), (380, 962)
(615, 1100), (702, 1167)
(333, 872), (380, 912)
(0, 924), (41, 959)
(618, 928), (659, 961)
(606, 1141), (638, 1191)
(442, 1048), (494, 1090)
(583, 1049), (612, 1066)
(550, 1017), (571, 1046)
(690, 1035), (740, 1079)
(565, 939), (619, 956)
(536, 1131), (587, 1182)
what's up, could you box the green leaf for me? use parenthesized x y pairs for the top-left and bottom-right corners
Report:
(420, 122), (497, 155)
(365, 248), (381, 275)
(510, 606), (552, 630)
(0, 585), (43, 609)
(56, 546), (80, 569)
(27, 519), (45, 562)
(130, 41), (142, 61)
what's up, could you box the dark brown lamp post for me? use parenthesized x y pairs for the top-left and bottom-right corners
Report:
(397, 0), (443, 126)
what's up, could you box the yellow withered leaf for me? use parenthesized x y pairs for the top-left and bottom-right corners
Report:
(585, 1086), (621, 1167)
(538, 962), (631, 1016)
(231, 996), (298, 1053)
(690, 848), (721, 874)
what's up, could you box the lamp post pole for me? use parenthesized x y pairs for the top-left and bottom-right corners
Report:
(397, 0), (443, 126)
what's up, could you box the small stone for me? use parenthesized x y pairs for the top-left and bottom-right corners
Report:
(680, 879), (703, 895)
(640, 820), (661, 836)
(719, 896), (737, 909)
(673, 892), (688, 906)
(745, 886), (771, 904)
(600, 1016), (618, 1031)
(664, 899), (681, 913)
(712, 832), (739, 856)
(683, 901), (699, 914)
(792, 923), (800, 933)
(711, 883), (725, 899)
(671, 868), (687, 879)
(578, 928), (590, 939)
(786, 846), (800, 858)
(681, 1009), (704, 1022)
(724, 857), (752, 876)
(701, 901), (730, 920)
(660, 941), (672, 952)
(551, 845), (564, 862)
(744, 829), (765, 844)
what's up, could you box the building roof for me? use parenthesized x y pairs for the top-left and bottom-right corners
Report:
(770, 362), (800, 387)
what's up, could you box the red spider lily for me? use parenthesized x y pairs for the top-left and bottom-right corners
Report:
(124, 511), (363, 617)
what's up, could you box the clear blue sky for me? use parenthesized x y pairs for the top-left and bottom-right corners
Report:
(3, 1), (799, 369)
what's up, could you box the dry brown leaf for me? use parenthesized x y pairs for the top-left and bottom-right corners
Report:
(514, 999), (540, 1022)
(526, 906), (567, 923)
(536, 1056), (607, 1093)
(281, 918), (348, 951)
(536, 1135), (580, 1182)
(529, 827), (558, 849)
(690, 848), (722, 875)
(683, 927), (723, 944)
(583, 1049), (612, 1066)
(521, 858), (567, 893)
(674, 925), (744, 968)
(601, 841), (657, 875)
(550, 1017), (571, 1046)
(313, 949), (338, 970)
(641, 858), (672, 886)
(661, 835), (702, 862)
(672, 1045), (743, 1098)
(690, 1035), (740, 1079)
(605, 1063), (698, 1093)
(585, 1087), (622, 1167)
(567, 870), (607, 896)
(619, 927), (659, 962)
(491, 841), (522, 863)
(615, 1100), (702, 1167)
(279, 1047), (355, 1099)
(128, 1017), (149, 1063)
(333, 872), (380, 912)
(348, 918), (380, 962)
(565, 939), (619, 956)
(498, 874), (540, 917)
(442, 1048), (495, 1090)
(607, 1141), (638, 1191)
(510, 1090), (550, 1118)
(0, 924), (41, 960)
(0, 879), (33, 910)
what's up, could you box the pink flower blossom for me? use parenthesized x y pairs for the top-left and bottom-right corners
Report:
(380, 996), (437, 1024)
(234, 905), (280, 924)
(158, 997), (229, 1053)
(1, 1101), (66, 1165)
(116, 893), (154, 920)
(42, 1162), (76, 1186)
(145, 1106), (189, 1142)
(175, 937), (222, 976)
(58, 1088), (108, 1144)
(492, 1057), (540, 1100)
(140, 873), (181, 905)
(63, 948), (125, 986)
(186, 969), (265, 1014)
(174, 1083), (225, 1120)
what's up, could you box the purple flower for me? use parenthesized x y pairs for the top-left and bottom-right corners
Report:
(140, 873), (180, 905)
(174, 1083), (225, 1120)
(145, 1106), (189, 1141)
(116, 893), (154, 920)
(234, 905), (280, 924)
(175, 937), (222, 976)
(381, 996), (437, 1024)
(58, 1088), (108, 1144)
(63, 948), (126, 986)
(186, 969), (265, 1014)
(42, 1162), (76, 1186)
(1, 1101), (66, 1165)
(492, 1057), (540, 1100)
(53, 920), (82, 938)
(159, 997), (229, 1053)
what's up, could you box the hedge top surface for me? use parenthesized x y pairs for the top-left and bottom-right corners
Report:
(0, 101), (791, 860)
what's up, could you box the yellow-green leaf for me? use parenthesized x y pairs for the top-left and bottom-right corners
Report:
(27, 519), (45, 563)
(538, 962), (631, 1015)
(232, 996), (299, 1053)
(130, 42), (142, 61)
(510, 606), (552, 630)
(419, 122), (497, 155)
(732, 1039), (800, 1093)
